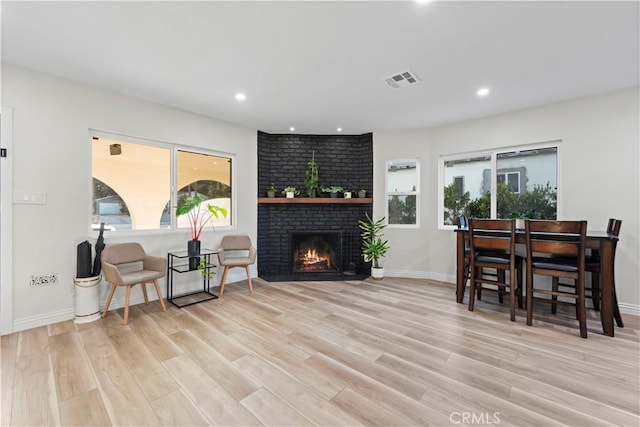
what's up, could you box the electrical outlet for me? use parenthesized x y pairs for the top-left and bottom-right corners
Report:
(30, 274), (58, 287)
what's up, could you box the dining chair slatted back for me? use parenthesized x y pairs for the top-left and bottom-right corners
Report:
(468, 218), (523, 321)
(525, 220), (588, 338)
(582, 218), (623, 327)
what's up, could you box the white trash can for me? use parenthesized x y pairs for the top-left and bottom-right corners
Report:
(74, 275), (101, 324)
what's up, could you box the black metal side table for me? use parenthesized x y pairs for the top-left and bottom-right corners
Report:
(167, 249), (218, 308)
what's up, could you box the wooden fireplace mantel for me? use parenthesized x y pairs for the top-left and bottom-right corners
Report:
(258, 197), (373, 204)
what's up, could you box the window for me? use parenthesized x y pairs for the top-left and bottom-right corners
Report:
(91, 133), (233, 231)
(497, 171), (521, 193)
(453, 176), (465, 197)
(386, 159), (419, 226)
(440, 143), (558, 227)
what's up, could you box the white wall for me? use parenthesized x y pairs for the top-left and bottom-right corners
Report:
(374, 87), (640, 314)
(1, 64), (258, 332)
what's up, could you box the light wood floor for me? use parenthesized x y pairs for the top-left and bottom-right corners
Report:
(2, 277), (639, 426)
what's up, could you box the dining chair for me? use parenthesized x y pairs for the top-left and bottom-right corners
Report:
(217, 235), (257, 296)
(457, 216), (505, 303)
(525, 219), (588, 338)
(101, 242), (167, 325)
(468, 218), (523, 321)
(553, 218), (623, 327)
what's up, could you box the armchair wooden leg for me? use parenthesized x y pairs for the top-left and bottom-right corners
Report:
(141, 282), (149, 305)
(152, 279), (166, 312)
(123, 286), (131, 325)
(102, 284), (117, 318)
(219, 266), (229, 297)
(245, 266), (253, 294)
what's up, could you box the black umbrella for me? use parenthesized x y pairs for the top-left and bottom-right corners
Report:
(76, 240), (92, 278)
(91, 223), (106, 277)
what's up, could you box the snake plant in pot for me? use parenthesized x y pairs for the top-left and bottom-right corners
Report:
(358, 212), (389, 279)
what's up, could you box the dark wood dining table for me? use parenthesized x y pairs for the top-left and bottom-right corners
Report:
(454, 228), (620, 337)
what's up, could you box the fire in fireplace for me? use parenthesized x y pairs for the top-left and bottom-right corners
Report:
(291, 232), (342, 273)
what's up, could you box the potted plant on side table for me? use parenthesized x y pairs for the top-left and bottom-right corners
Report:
(176, 194), (228, 269)
(359, 212), (389, 279)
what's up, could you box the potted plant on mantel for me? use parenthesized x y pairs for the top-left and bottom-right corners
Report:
(304, 151), (320, 197)
(323, 185), (344, 198)
(282, 186), (300, 198)
(358, 212), (389, 279)
(176, 194), (228, 268)
(266, 182), (278, 198)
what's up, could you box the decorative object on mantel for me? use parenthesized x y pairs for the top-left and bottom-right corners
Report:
(324, 185), (344, 198)
(304, 151), (320, 197)
(359, 212), (389, 280)
(267, 182), (278, 198)
(344, 190), (352, 199)
(358, 189), (367, 198)
(176, 194), (228, 269)
(282, 186), (300, 198)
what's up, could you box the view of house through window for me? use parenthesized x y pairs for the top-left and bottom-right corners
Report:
(386, 160), (419, 226)
(92, 135), (232, 231)
(441, 144), (557, 226)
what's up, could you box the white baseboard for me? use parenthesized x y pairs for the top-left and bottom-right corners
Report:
(384, 270), (640, 316)
(618, 302), (640, 317)
(11, 267), (257, 332)
(11, 267), (638, 331)
(13, 308), (76, 332)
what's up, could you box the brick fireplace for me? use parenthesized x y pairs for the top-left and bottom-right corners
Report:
(257, 132), (373, 281)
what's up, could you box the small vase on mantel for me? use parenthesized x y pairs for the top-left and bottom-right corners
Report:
(187, 239), (201, 270)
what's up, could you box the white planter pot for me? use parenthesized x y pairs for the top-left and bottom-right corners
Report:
(286, 191), (294, 198)
(73, 275), (102, 324)
(344, 192), (352, 199)
(371, 267), (384, 280)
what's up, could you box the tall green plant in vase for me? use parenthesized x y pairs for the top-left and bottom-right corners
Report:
(304, 151), (320, 197)
(358, 212), (389, 279)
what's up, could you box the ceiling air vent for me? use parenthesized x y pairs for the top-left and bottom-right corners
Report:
(384, 70), (421, 89)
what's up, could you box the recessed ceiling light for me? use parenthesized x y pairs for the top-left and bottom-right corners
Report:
(289, 127), (295, 132)
(477, 87), (490, 97)
(336, 127), (342, 132)
(416, 0), (431, 4)
(235, 93), (246, 101)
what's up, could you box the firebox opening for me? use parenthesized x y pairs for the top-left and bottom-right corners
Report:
(291, 232), (342, 274)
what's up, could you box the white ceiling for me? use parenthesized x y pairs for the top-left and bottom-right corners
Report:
(2, 1), (639, 135)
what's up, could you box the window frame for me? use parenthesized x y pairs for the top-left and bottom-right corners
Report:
(90, 130), (236, 236)
(438, 141), (561, 230)
(385, 158), (420, 228)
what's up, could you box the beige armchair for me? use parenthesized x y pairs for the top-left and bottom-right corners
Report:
(101, 242), (167, 324)
(217, 235), (257, 296)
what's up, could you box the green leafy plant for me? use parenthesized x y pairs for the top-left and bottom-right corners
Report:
(358, 212), (389, 269)
(323, 185), (344, 194)
(282, 186), (300, 196)
(267, 182), (277, 193)
(304, 151), (320, 196)
(175, 194), (228, 240)
(197, 258), (216, 280)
